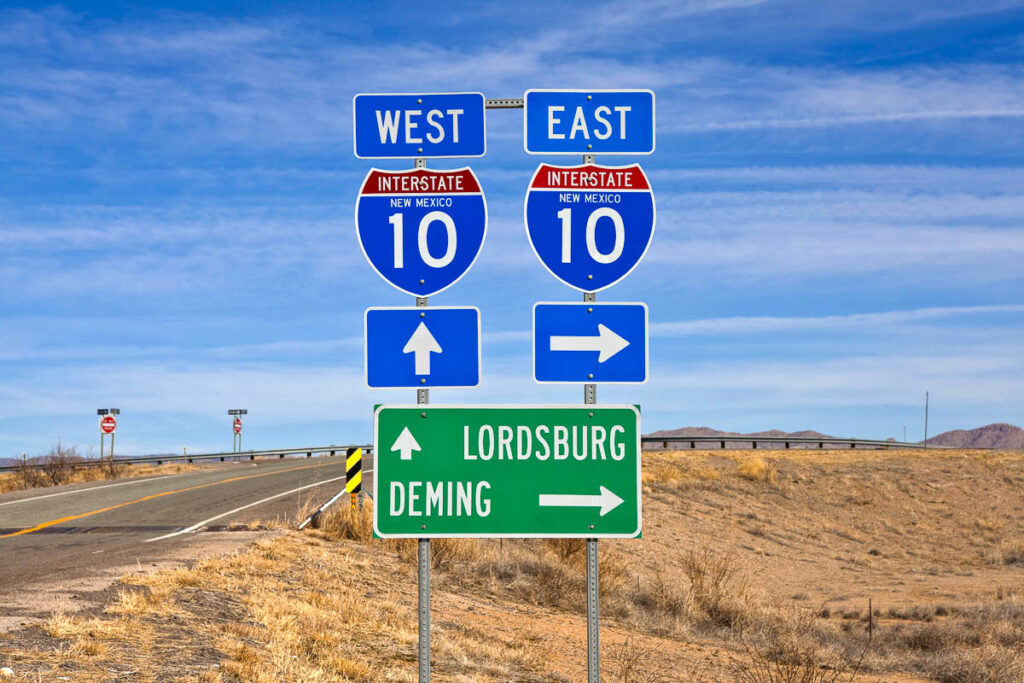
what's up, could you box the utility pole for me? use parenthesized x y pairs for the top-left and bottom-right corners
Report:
(924, 391), (929, 450)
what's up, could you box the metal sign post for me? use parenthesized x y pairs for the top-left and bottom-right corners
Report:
(229, 409), (247, 454)
(414, 156), (431, 683)
(97, 409), (119, 463)
(582, 152), (600, 683)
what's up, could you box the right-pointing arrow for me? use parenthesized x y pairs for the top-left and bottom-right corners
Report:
(550, 324), (629, 363)
(538, 486), (624, 516)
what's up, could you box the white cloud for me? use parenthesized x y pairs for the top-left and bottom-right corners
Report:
(653, 304), (1024, 336)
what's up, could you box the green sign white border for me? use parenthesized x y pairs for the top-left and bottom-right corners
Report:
(372, 403), (643, 539)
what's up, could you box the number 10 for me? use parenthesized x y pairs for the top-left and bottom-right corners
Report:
(388, 211), (457, 269)
(557, 207), (624, 264)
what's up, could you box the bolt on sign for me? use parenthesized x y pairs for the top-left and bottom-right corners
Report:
(373, 404), (642, 538)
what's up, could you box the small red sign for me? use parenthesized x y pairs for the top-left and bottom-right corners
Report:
(233, 417), (242, 435)
(100, 415), (117, 434)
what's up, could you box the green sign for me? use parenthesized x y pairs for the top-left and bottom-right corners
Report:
(373, 404), (642, 538)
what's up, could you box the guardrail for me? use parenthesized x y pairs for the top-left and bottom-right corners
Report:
(642, 436), (935, 450)
(0, 444), (374, 473)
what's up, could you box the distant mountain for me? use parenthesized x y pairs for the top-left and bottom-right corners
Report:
(644, 423), (1024, 449)
(646, 426), (836, 440)
(925, 423), (1024, 449)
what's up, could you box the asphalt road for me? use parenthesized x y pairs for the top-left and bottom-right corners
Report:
(0, 455), (374, 596)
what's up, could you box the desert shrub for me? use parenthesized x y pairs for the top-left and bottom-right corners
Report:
(633, 569), (690, 617)
(531, 558), (577, 607)
(643, 457), (722, 493)
(925, 642), (1024, 683)
(13, 457), (48, 489)
(598, 546), (630, 597)
(737, 458), (779, 486)
(897, 622), (965, 652)
(733, 606), (866, 683)
(101, 454), (127, 479)
(988, 541), (1024, 567)
(545, 537), (586, 562)
(318, 501), (374, 543)
(392, 537), (481, 571)
(40, 441), (83, 485)
(606, 637), (674, 682)
(681, 549), (748, 628)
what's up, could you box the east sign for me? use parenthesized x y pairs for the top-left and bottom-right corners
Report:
(524, 89), (655, 155)
(373, 404), (642, 538)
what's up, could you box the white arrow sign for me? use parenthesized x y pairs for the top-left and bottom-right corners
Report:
(403, 322), (442, 375)
(538, 486), (624, 516)
(549, 324), (629, 363)
(390, 426), (421, 461)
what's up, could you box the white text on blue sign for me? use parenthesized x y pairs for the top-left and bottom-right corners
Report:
(353, 93), (486, 158)
(524, 90), (655, 155)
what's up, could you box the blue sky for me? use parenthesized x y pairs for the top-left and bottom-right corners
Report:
(1, 1), (1023, 456)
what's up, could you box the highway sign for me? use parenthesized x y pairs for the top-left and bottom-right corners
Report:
(525, 163), (655, 292)
(534, 302), (648, 384)
(524, 89), (655, 155)
(99, 415), (117, 434)
(373, 404), (642, 538)
(233, 418), (242, 435)
(353, 92), (486, 159)
(365, 307), (480, 388)
(356, 167), (487, 297)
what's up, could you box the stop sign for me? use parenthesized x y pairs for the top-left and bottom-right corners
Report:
(233, 417), (242, 435)
(99, 415), (117, 434)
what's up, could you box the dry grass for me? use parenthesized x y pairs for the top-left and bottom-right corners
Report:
(736, 457), (780, 485)
(4, 448), (1024, 681)
(0, 451), (197, 495)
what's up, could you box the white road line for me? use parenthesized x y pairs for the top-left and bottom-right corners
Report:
(297, 467), (375, 530)
(145, 473), (350, 542)
(0, 475), (178, 508)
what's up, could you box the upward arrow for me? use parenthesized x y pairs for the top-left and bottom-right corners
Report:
(550, 324), (629, 363)
(390, 426), (420, 461)
(403, 322), (442, 375)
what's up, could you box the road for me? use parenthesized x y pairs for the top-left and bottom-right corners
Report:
(0, 455), (375, 606)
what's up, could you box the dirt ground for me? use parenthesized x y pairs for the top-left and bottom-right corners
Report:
(0, 448), (1021, 681)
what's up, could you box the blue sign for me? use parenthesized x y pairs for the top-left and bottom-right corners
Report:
(525, 163), (655, 292)
(365, 307), (480, 388)
(524, 90), (655, 155)
(357, 167), (487, 297)
(534, 302), (648, 384)
(353, 93), (486, 159)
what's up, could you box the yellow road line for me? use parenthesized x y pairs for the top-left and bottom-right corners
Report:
(0, 461), (339, 539)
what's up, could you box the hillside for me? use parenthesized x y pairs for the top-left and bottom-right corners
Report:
(3, 448), (1023, 680)
(648, 423), (1024, 449)
(647, 426), (834, 440)
(926, 422), (1024, 449)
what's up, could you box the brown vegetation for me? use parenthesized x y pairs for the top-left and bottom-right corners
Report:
(2, 448), (1023, 681)
(0, 442), (196, 495)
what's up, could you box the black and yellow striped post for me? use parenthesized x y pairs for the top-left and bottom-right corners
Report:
(346, 446), (362, 510)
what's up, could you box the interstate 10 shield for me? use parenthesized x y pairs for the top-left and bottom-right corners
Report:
(356, 168), (487, 298)
(524, 164), (655, 293)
